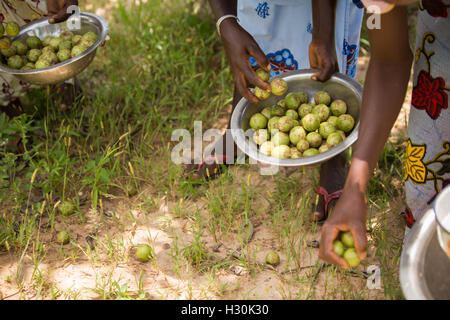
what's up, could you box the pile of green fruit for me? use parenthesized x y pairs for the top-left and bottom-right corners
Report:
(0, 21), (98, 71)
(333, 231), (361, 267)
(249, 69), (355, 159)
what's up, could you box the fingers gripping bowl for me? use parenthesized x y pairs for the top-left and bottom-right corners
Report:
(230, 70), (363, 167)
(0, 12), (108, 85)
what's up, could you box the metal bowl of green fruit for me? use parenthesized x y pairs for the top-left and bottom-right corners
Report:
(230, 69), (362, 167)
(0, 12), (108, 85)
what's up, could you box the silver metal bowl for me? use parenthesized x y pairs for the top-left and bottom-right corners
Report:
(0, 12), (109, 85)
(230, 70), (363, 167)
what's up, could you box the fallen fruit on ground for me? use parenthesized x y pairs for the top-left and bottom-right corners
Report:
(265, 251), (280, 266)
(56, 231), (70, 245)
(136, 244), (155, 262)
(59, 201), (75, 217)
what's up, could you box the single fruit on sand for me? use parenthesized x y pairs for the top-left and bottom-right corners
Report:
(327, 115), (339, 127)
(26, 36), (41, 49)
(285, 92), (300, 109)
(272, 145), (291, 159)
(42, 36), (54, 47)
(340, 231), (355, 248)
(255, 68), (270, 82)
(285, 109), (299, 121)
(59, 40), (72, 51)
(319, 122), (337, 139)
(272, 131), (290, 146)
(289, 126), (306, 145)
(254, 86), (271, 100)
(72, 34), (82, 46)
(1, 45), (16, 57)
(333, 240), (345, 257)
(306, 132), (322, 148)
(56, 231), (70, 245)
(314, 91), (331, 105)
(298, 103), (313, 118)
(290, 148), (302, 159)
(270, 78), (288, 96)
(0, 36), (11, 50)
(267, 116), (280, 133)
(343, 248), (360, 267)
(313, 104), (330, 122)
(319, 144), (330, 153)
(57, 48), (71, 62)
(253, 129), (269, 145)
(303, 148), (319, 157)
(259, 141), (273, 156)
(136, 244), (155, 262)
(12, 40), (27, 55)
(7, 55), (23, 69)
(337, 114), (355, 133)
(296, 91), (308, 104)
(270, 104), (285, 117)
(301, 113), (320, 132)
(265, 251), (280, 266)
(326, 132), (344, 148)
(49, 37), (62, 51)
(249, 113), (268, 130)
(59, 201), (75, 217)
(296, 139), (309, 153)
(277, 116), (294, 132)
(261, 107), (272, 119)
(5, 22), (20, 37)
(330, 99), (347, 116)
(26, 48), (42, 62)
(35, 59), (51, 69)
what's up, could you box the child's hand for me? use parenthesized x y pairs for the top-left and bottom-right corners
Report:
(308, 38), (338, 82)
(220, 19), (271, 103)
(47, 0), (79, 24)
(319, 187), (368, 268)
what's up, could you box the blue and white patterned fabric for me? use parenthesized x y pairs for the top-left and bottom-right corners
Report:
(237, 0), (364, 78)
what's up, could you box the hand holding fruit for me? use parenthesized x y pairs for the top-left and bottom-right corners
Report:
(46, 0), (79, 24)
(219, 18), (271, 103)
(319, 188), (368, 268)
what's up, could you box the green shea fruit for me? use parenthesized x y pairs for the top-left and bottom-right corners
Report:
(60, 30), (74, 41)
(298, 103), (313, 118)
(296, 91), (308, 104)
(343, 248), (360, 267)
(5, 22), (20, 37)
(59, 40), (72, 51)
(35, 59), (50, 69)
(261, 107), (272, 119)
(270, 104), (285, 117)
(249, 113), (268, 130)
(291, 119), (300, 127)
(301, 113), (320, 132)
(255, 68), (270, 82)
(272, 145), (290, 159)
(340, 231), (355, 248)
(7, 55), (23, 69)
(59, 201), (75, 217)
(330, 99), (347, 116)
(285, 109), (299, 121)
(57, 48), (71, 62)
(0, 24), (4, 37)
(259, 141), (273, 156)
(327, 115), (339, 127)
(277, 99), (286, 108)
(42, 36), (54, 47)
(326, 132), (344, 148)
(312, 104), (330, 122)
(40, 51), (58, 64)
(26, 48), (42, 62)
(277, 116), (294, 132)
(285, 92), (300, 109)
(253, 129), (269, 145)
(56, 231), (70, 245)
(337, 114), (355, 133)
(0, 36), (11, 50)
(319, 143), (330, 153)
(21, 64), (34, 71)
(26, 36), (42, 49)
(306, 132), (322, 148)
(296, 139), (309, 153)
(303, 148), (319, 157)
(290, 148), (302, 159)
(289, 126), (306, 145)
(1, 45), (16, 57)
(80, 38), (95, 49)
(136, 244), (155, 262)
(12, 40), (27, 55)
(319, 122), (337, 139)
(267, 116), (280, 133)
(272, 131), (290, 146)
(82, 31), (98, 43)
(265, 251), (280, 266)
(41, 46), (55, 54)
(254, 86), (271, 100)
(71, 34), (82, 46)
(336, 130), (346, 141)
(333, 240), (345, 257)
(270, 78), (288, 96)
(49, 37), (61, 50)
(314, 91), (331, 105)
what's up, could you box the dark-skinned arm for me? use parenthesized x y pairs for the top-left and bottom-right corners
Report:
(310, 0), (338, 82)
(208, 0), (271, 103)
(319, 6), (413, 268)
